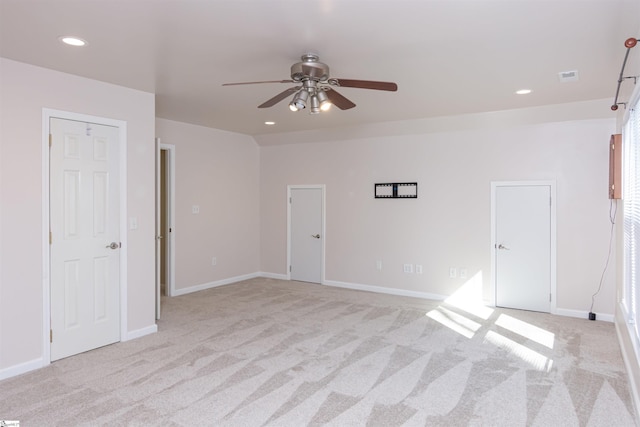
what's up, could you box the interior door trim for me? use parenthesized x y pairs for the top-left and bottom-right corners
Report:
(286, 184), (326, 284)
(490, 180), (557, 314)
(42, 108), (128, 365)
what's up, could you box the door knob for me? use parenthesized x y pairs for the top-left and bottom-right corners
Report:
(497, 244), (510, 250)
(311, 234), (320, 239)
(106, 242), (119, 249)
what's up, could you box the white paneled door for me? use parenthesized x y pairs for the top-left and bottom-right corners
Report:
(290, 187), (323, 284)
(50, 118), (121, 361)
(495, 184), (552, 313)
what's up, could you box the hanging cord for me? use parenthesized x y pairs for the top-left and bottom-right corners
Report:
(590, 199), (618, 313)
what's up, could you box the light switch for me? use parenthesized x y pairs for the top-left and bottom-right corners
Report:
(129, 217), (138, 230)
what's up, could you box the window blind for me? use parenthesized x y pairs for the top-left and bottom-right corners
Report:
(624, 95), (640, 339)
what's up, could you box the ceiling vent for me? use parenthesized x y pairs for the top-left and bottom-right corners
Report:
(558, 70), (579, 83)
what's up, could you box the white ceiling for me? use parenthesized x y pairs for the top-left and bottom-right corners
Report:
(1, 0), (639, 138)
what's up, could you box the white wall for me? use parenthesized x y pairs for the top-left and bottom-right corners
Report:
(0, 58), (156, 376)
(0, 56), (620, 380)
(155, 119), (260, 293)
(260, 109), (617, 316)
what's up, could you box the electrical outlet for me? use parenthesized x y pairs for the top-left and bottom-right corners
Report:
(415, 264), (423, 274)
(192, 205), (200, 214)
(403, 264), (413, 274)
(376, 260), (383, 271)
(449, 267), (457, 278)
(211, 257), (217, 266)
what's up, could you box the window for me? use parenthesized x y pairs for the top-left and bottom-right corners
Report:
(623, 93), (640, 340)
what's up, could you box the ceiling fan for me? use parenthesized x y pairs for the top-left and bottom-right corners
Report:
(222, 54), (398, 114)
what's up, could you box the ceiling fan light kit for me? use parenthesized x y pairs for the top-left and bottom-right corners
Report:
(289, 88), (309, 111)
(223, 53), (398, 115)
(316, 90), (331, 111)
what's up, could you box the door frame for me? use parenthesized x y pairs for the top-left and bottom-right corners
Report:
(156, 141), (176, 304)
(490, 180), (557, 313)
(287, 185), (326, 283)
(42, 108), (128, 364)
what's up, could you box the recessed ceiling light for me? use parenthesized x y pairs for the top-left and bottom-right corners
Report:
(516, 89), (532, 95)
(59, 36), (87, 47)
(264, 121), (276, 125)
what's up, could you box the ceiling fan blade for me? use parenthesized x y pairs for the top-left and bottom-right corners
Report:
(325, 88), (356, 110)
(222, 80), (294, 86)
(257, 87), (300, 108)
(331, 78), (398, 92)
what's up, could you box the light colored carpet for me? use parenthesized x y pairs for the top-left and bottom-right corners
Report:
(1, 277), (636, 426)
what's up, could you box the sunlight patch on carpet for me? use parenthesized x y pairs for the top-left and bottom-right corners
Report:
(484, 330), (553, 372)
(444, 271), (494, 320)
(426, 307), (481, 339)
(495, 313), (555, 349)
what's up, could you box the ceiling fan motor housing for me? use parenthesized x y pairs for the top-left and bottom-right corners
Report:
(291, 54), (330, 82)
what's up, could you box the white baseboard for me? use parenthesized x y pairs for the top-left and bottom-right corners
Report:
(323, 279), (448, 301)
(259, 272), (289, 280)
(177, 273), (616, 324)
(323, 280), (615, 323)
(124, 324), (158, 341)
(172, 272), (261, 296)
(0, 357), (45, 381)
(555, 307), (614, 322)
(171, 272), (290, 296)
(0, 325), (159, 381)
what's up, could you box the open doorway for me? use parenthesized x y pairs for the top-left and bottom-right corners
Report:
(156, 141), (175, 319)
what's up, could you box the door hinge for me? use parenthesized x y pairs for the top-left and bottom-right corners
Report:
(50, 329), (53, 343)
(289, 265), (292, 272)
(49, 231), (52, 245)
(289, 197), (292, 204)
(549, 293), (552, 302)
(49, 134), (52, 147)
